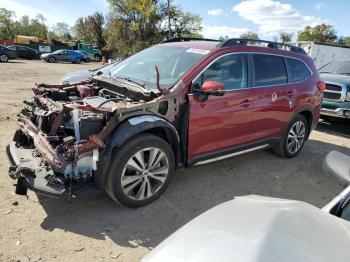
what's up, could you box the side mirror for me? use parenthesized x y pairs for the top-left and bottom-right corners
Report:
(200, 81), (225, 96)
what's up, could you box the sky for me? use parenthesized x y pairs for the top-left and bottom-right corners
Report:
(0, 0), (349, 40)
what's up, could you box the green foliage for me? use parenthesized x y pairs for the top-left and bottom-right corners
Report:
(240, 32), (259, 40)
(279, 32), (293, 43)
(0, 8), (16, 39)
(337, 36), (350, 46)
(73, 12), (105, 49)
(105, 0), (202, 58)
(297, 24), (337, 44)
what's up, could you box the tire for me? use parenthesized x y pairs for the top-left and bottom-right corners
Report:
(74, 59), (81, 64)
(94, 54), (101, 62)
(273, 115), (309, 158)
(86, 58), (90, 63)
(48, 56), (55, 63)
(0, 54), (9, 62)
(106, 134), (175, 208)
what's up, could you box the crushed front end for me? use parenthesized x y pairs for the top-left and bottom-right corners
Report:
(6, 76), (177, 197)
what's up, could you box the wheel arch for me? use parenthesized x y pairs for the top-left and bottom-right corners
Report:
(94, 115), (180, 191)
(288, 107), (314, 139)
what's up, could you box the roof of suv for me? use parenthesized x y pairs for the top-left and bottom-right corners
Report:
(159, 41), (220, 51)
(159, 38), (307, 56)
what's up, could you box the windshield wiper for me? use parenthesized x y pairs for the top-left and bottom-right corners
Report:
(319, 71), (335, 74)
(338, 73), (350, 75)
(112, 76), (146, 88)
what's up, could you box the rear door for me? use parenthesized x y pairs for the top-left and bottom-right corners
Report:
(188, 53), (255, 161)
(250, 53), (294, 140)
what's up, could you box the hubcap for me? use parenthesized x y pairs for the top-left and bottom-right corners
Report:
(287, 121), (306, 154)
(121, 147), (169, 200)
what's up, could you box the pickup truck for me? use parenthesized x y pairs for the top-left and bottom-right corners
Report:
(319, 60), (350, 119)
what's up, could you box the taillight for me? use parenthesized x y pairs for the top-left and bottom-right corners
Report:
(317, 80), (325, 92)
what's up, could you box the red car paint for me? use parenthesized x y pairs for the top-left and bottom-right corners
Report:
(173, 43), (322, 161)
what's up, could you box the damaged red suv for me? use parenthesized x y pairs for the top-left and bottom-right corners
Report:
(7, 38), (323, 207)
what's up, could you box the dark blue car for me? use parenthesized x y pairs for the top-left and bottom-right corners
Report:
(40, 49), (86, 64)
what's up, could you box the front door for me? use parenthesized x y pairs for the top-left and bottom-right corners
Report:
(188, 53), (254, 161)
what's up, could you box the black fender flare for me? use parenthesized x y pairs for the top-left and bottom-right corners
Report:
(94, 115), (180, 190)
(108, 115), (180, 149)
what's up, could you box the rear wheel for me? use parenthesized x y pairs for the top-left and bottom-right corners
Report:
(0, 54), (9, 62)
(106, 134), (175, 207)
(273, 115), (309, 158)
(94, 54), (101, 62)
(48, 56), (55, 63)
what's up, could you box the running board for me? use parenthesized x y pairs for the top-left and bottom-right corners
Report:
(193, 144), (270, 166)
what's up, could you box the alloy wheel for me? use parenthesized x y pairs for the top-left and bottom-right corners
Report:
(0, 54), (8, 62)
(287, 121), (306, 154)
(121, 147), (169, 200)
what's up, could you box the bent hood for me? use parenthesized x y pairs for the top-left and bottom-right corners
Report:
(60, 70), (94, 84)
(143, 195), (350, 262)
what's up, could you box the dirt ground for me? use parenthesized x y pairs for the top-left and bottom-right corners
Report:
(0, 60), (349, 262)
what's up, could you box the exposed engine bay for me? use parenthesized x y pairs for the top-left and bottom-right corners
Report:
(7, 76), (181, 197)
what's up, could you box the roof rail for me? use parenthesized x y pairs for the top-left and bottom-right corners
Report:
(162, 37), (220, 43)
(219, 38), (307, 55)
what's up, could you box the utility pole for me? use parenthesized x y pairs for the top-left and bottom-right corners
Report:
(167, 0), (171, 39)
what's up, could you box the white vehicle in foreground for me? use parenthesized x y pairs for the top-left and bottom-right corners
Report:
(143, 151), (350, 262)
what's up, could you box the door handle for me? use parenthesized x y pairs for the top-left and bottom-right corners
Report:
(287, 90), (295, 97)
(239, 99), (251, 107)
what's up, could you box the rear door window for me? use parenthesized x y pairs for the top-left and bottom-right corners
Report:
(288, 58), (311, 82)
(253, 54), (287, 87)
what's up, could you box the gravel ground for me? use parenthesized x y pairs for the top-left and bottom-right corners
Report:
(0, 60), (349, 262)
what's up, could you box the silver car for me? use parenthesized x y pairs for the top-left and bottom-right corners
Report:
(143, 151), (350, 262)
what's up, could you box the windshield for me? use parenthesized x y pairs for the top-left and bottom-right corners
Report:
(109, 46), (208, 89)
(319, 61), (350, 75)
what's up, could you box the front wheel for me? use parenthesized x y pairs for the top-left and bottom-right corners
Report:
(0, 54), (9, 62)
(273, 115), (309, 158)
(106, 134), (175, 208)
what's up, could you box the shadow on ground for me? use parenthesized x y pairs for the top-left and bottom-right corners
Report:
(317, 118), (350, 139)
(38, 139), (348, 250)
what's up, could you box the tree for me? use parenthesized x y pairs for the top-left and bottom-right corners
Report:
(297, 24), (337, 44)
(279, 32), (293, 43)
(161, 3), (202, 38)
(0, 8), (16, 39)
(239, 32), (259, 40)
(337, 36), (350, 46)
(74, 12), (105, 49)
(53, 22), (72, 41)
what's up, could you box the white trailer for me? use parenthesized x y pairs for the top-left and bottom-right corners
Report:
(291, 41), (350, 69)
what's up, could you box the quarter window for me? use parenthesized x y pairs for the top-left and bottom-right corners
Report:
(253, 54), (287, 87)
(288, 58), (311, 82)
(193, 53), (248, 91)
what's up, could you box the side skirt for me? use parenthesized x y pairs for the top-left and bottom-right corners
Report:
(188, 138), (280, 166)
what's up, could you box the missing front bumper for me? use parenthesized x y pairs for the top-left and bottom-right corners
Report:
(6, 141), (66, 197)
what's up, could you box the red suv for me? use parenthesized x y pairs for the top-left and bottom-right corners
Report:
(7, 38), (323, 207)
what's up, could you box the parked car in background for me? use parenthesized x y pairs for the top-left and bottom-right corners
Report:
(143, 151), (350, 262)
(0, 44), (18, 62)
(7, 45), (40, 59)
(40, 49), (86, 64)
(60, 62), (120, 84)
(319, 60), (350, 119)
(77, 50), (95, 62)
(7, 38), (323, 208)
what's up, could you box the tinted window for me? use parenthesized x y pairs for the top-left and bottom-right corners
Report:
(193, 53), (248, 91)
(288, 58), (311, 82)
(253, 54), (287, 87)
